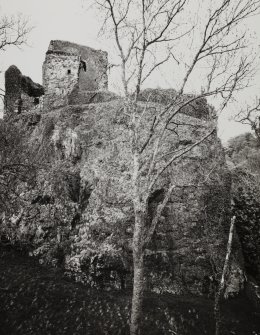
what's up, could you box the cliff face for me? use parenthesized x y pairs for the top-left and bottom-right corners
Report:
(0, 91), (243, 295)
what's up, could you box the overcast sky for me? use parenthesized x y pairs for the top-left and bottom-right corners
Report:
(0, 0), (259, 143)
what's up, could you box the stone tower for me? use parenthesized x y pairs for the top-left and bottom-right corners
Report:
(42, 40), (108, 109)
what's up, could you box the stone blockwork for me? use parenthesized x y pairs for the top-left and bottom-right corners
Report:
(43, 40), (108, 109)
(4, 65), (44, 116)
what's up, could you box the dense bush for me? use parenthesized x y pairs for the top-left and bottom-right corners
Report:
(227, 133), (260, 283)
(233, 188), (260, 281)
(0, 119), (37, 217)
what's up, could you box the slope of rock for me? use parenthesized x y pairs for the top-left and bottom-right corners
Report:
(0, 92), (242, 295)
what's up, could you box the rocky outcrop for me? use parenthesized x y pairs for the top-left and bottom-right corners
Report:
(68, 89), (118, 105)
(0, 90), (244, 296)
(137, 88), (216, 120)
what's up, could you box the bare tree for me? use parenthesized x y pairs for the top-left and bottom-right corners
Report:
(93, 0), (260, 333)
(0, 14), (31, 51)
(235, 97), (260, 144)
(214, 216), (236, 335)
(0, 13), (32, 212)
(0, 14), (32, 102)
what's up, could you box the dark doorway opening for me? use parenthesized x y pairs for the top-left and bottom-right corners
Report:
(80, 60), (87, 72)
(34, 97), (39, 105)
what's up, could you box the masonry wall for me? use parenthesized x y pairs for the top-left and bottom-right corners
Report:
(21, 93), (43, 112)
(4, 65), (44, 116)
(43, 53), (80, 109)
(48, 40), (108, 91)
(78, 55), (107, 91)
(42, 40), (108, 109)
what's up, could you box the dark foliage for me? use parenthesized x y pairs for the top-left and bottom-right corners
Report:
(0, 246), (259, 335)
(0, 119), (36, 215)
(227, 132), (260, 283)
(233, 188), (260, 281)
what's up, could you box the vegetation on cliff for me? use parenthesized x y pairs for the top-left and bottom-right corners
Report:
(227, 133), (260, 284)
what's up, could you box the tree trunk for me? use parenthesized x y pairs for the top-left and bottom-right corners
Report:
(215, 216), (235, 335)
(130, 253), (144, 335)
(214, 292), (221, 335)
(130, 210), (145, 335)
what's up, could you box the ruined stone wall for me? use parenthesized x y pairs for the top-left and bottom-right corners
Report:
(4, 65), (22, 115)
(43, 53), (80, 109)
(4, 65), (44, 117)
(43, 40), (108, 109)
(20, 94), (43, 113)
(48, 40), (108, 91)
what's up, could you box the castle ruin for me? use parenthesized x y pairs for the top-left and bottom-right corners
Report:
(2, 39), (243, 298)
(4, 40), (108, 115)
(43, 40), (108, 108)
